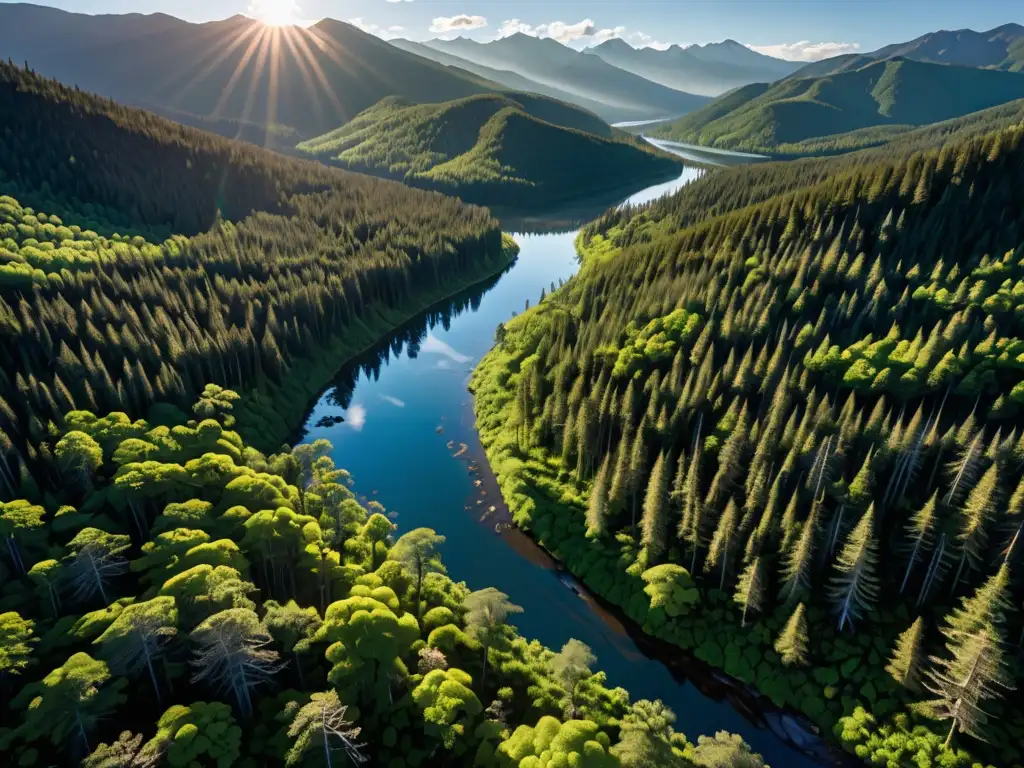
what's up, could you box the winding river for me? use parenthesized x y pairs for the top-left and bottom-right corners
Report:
(296, 149), (828, 767)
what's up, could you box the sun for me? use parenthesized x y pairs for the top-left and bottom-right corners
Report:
(248, 0), (301, 27)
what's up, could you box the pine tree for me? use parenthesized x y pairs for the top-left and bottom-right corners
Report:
(779, 508), (817, 604)
(828, 504), (880, 632)
(733, 557), (766, 627)
(775, 603), (809, 667)
(886, 617), (926, 692)
(586, 455), (611, 540)
(705, 498), (739, 591)
(925, 627), (1014, 747)
(640, 451), (670, 561)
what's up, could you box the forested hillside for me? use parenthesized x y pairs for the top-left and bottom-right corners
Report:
(0, 393), (769, 767)
(297, 95), (681, 208)
(473, 116), (1024, 768)
(649, 57), (1024, 155)
(0, 61), (517, 476)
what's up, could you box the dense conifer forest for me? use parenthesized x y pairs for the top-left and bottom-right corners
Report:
(0, 61), (517, 468)
(0, 61), (772, 768)
(649, 58), (1024, 156)
(472, 114), (1024, 768)
(297, 95), (681, 208)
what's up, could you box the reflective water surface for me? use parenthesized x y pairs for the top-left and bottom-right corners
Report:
(298, 155), (825, 767)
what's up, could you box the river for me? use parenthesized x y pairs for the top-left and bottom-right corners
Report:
(296, 152), (825, 767)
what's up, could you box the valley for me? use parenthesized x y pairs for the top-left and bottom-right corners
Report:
(1, 5), (1023, 768)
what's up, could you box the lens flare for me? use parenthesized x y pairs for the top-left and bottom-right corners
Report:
(248, 0), (301, 27)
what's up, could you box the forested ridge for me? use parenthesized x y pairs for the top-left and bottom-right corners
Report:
(473, 113), (1024, 767)
(649, 57), (1024, 156)
(0, 393), (769, 767)
(297, 95), (682, 208)
(0, 62), (516, 473)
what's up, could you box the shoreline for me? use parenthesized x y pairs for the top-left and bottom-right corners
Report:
(464, 392), (846, 766)
(234, 239), (519, 453)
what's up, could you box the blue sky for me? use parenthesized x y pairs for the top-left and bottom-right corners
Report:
(16, 0), (1024, 60)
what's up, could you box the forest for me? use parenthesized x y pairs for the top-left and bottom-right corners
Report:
(472, 112), (1024, 768)
(0, 391), (769, 767)
(0, 61), (518, 470)
(297, 95), (682, 209)
(649, 59), (1024, 156)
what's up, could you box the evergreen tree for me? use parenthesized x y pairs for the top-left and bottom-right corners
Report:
(828, 505), (880, 632)
(886, 617), (926, 692)
(775, 603), (809, 667)
(641, 452), (670, 561)
(733, 557), (766, 627)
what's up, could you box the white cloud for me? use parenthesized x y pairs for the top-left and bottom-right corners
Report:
(430, 14), (488, 34)
(747, 40), (861, 62)
(421, 333), (472, 364)
(498, 20), (671, 50)
(344, 404), (367, 431)
(497, 18), (598, 45)
(348, 17), (404, 39)
(380, 394), (406, 408)
(386, 0), (413, 3)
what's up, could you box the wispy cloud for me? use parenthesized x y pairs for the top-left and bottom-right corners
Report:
(380, 394), (406, 408)
(430, 14), (488, 34)
(497, 18), (596, 45)
(348, 17), (405, 39)
(345, 404), (367, 431)
(748, 40), (861, 62)
(497, 19), (669, 50)
(421, 332), (472, 364)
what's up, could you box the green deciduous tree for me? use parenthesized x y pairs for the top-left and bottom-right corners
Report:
(391, 527), (445, 620)
(550, 639), (596, 719)
(0, 611), (36, 676)
(464, 587), (523, 689)
(9, 652), (127, 755)
(93, 596), (178, 704)
(189, 608), (282, 718)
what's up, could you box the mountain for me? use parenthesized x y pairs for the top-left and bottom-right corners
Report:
(424, 34), (710, 121)
(791, 22), (1024, 78)
(586, 38), (800, 97)
(0, 4), (512, 140)
(389, 38), (639, 123)
(870, 22), (1024, 70)
(296, 94), (681, 207)
(649, 57), (1024, 154)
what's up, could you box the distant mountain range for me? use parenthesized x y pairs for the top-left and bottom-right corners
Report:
(388, 38), (629, 123)
(649, 56), (1024, 154)
(790, 22), (1024, 79)
(297, 94), (682, 207)
(0, 5), (526, 139)
(584, 38), (800, 97)
(421, 34), (711, 122)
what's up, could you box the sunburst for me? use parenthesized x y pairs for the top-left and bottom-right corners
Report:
(248, 0), (302, 27)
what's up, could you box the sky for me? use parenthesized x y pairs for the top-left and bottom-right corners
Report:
(12, 0), (1024, 61)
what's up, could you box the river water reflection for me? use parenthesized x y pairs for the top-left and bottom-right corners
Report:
(298, 153), (825, 767)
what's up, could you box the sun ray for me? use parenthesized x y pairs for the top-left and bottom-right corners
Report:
(237, 29), (273, 127)
(286, 26), (344, 122)
(212, 26), (267, 118)
(266, 27), (282, 141)
(167, 23), (263, 107)
(280, 27), (325, 130)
